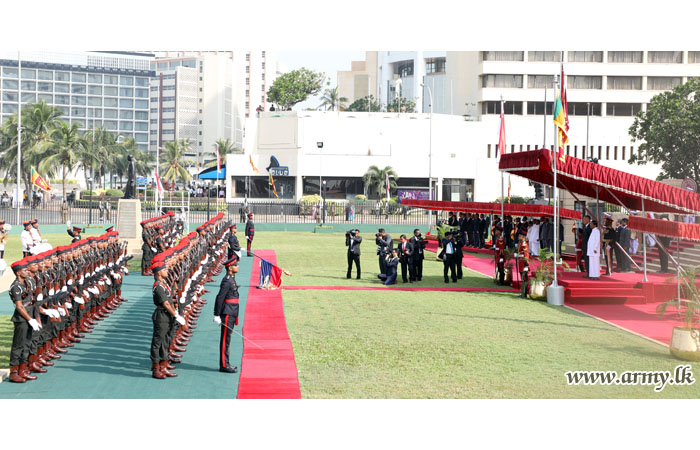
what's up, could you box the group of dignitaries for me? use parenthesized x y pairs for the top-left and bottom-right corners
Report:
(8, 227), (130, 383)
(148, 212), (240, 379)
(578, 215), (634, 280)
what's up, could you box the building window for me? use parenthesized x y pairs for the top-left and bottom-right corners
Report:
(482, 101), (522, 115)
(71, 73), (86, 83)
(53, 95), (68, 105)
(567, 51), (603, 62)
(425, 57), (446, 73)
(119, 87), (133, 97)
(119, 110), (133, 120)
(527, 51), (561, 62)
(2, 67), (18, 78)
(199, 142), (202, 146)
(606, 103), (642, 116)
(487, 144), (491, 158)
(71, 96), (86, 106)
(246, 78), (250, 85)
(22, 81), (36, 91)
(262, 51), (266, 57)
(482, 74), (523, 88)
(567, 75), (602, 89)
(38, 70), (53, 81)
(607, 76), (642, 90)
(182, 59), (196, 68)
(647, 51), (682, 63)
(198, 131), (202, 135)
(261, 84), (265, 91)
(246, 66), (250, 73)
(261, 96), (265, 102)
(526, 102), (554, 115)
(688, 52), (700, 63)
(396, 60), (414, 77)
(607, 51), (643, 63)
(105, 98), (118, 107)
(482, 51), (524, 61)
(246, 53), (250, 61)
(104, 86), (118, 96)
(120, 98), (134, 108)
(647, 76), (682, 91)
(567, 102), (601, 116)
(2, 79), (18, 90)
(135, 111), (148, 120)
(262, 73), (265, 80)
(527, 74), (554, 89)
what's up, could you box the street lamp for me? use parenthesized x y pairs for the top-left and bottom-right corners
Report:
(317, 141), (323, 224)
(420, 82), (433, 224)
(322, 180), (327, 225)
(88, 177), (94, 226)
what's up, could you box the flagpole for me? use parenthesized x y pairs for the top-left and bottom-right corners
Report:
(16, 52), (22, 226)
(548, 69), (564, 306)
(500, 96), (504, 222)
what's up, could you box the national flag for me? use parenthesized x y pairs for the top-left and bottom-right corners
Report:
(258, 257), (282, 289)
(249, 155), (259, 174)
(268, 173), (279, 199)
(31, 167), (52, 192)
(155, 168), (164, 200)
(216, 143), (221, 176)
(553, 94), (568, 163)
(507, 176), (511, 203)
(385, 171), (390, 199)
(561, 64), (570, 133)
(498, 103), (506, 157)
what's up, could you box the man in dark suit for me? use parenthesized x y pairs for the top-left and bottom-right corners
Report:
(581, 215), (592, 275)
(504, 215), (514, 249)
(376, 228), (392, 275)
(479, 214), (489, 248)
(472, 214), (482, 248)
(442, 231), (458, 283)
(454, 232), (464, 279)
(617, 218), (632, 272)
(409, 229), (425, 281)
(346, 229), (362, 279)
(381, 249), (399, 285)
(397, 234), (414, 283)
(448, 211), (458, 227)
(657, 216), (672, 273)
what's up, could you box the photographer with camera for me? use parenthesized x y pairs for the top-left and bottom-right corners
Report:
(409, 229), (425, 282)
(375, 228), (393, 276)
(346, 229), (362, 279)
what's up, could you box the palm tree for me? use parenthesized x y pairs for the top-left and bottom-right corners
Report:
(318, 87), (348, 111)
(362, 165), (398, 199)
(37, 122), (85, 201)
(0, 101), (64, 197)
(82, 127), (123, 188)
(204, 138), (241, 168)
(162, 139), (193, 187)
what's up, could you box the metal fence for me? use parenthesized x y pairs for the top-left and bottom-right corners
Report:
(0, 197), (434, 226)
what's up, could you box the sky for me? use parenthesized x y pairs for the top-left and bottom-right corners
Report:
(275, 51), (366, 111)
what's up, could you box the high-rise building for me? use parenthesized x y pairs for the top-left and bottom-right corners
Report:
(337, 51), (379, 106)
(0, 51), (154, 151)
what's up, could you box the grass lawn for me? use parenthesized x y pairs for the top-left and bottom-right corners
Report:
(255, 232), (697, 398)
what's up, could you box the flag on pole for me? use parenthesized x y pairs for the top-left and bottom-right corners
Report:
(249, 155), (259, 174)
(561, 64), (570, 134)
(268, 173), (279, 199)
(498, 104), (506, 157)
(507, 176), (511, 203)
(258, 257), (283, 289)
(553, 94), (569, 163)
(216, 143), (221, 176)
(155, 168), (164, 200)
(385, 171), (390, 199)
(31, 167), (52, 192)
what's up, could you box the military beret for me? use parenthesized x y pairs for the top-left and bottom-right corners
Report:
(224, 256), (239, 267)
(23, 221), (31, 227)
(11, 260), (27, 273)
(31, 219), (38, 225)
(150, 262), (166, 273)
(73, 226), (82, 233)
(105, 226), (114, 232)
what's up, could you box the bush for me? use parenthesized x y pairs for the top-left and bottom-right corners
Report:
(81, 190), (97, 196)
(105, 189), (124, 198)
(354, 194), (367, 201)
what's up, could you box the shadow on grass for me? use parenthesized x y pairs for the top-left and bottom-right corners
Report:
(424, 311), (614, 331)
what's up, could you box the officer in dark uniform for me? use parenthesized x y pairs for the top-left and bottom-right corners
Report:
(154, 226), (166, 255)
(8, 260), (42, 382)
(245, 212), (255, 256)
(213, 256), (241, 373)
(150, 260), (186, 379)
(409, 229), (425, 282)
(67, 226), (82, 243)
(227, 224), (241, 260)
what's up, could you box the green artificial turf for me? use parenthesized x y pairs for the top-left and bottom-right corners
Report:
(0, 316), (11, 369)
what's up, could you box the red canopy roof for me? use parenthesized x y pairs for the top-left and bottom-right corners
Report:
(401, 199), (581, 220)
(628, 216), (700, 242)
(498, 149), (700, 215)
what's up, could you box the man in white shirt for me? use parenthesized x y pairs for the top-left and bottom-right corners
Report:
(586, 220), (601, 280)
(442, 231), (457, 283)
(20, 221), (34, 257)
(528, 218), (541, 256)
(29, 219), (42, 246)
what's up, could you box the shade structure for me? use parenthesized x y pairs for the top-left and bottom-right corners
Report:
(198, 166), (226, 180)
(498, 149), (700, 215)
(628, 216), (700, 242)
(401, 199), (581, 220)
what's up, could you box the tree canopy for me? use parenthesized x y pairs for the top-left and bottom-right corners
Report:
(266, 68), (326, 110)
(317, 86), (348, 111)
(362, 165), (398, 199)
(629, 78), (700, 181)
(346, 95), (382, 112)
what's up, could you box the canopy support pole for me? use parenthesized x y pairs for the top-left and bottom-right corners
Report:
(642, 198), (648, 282)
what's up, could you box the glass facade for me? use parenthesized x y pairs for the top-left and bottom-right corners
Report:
(0, 55), (153, 151)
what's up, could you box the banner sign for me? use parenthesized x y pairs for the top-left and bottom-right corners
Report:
(269, 167), (289, 177)
(398, 189), (430, 203)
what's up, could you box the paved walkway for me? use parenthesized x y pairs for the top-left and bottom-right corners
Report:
(0, 256), (253, 398)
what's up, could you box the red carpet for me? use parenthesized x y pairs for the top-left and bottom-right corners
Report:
(567, 302), (686, 345)
(237, 250), (301, 399)
(283, 286), (516, 293)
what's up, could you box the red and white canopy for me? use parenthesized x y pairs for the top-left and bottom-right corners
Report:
(498, 149), (700, 215)
(401, 199), (582, 220)
(628, 216), (700, 242)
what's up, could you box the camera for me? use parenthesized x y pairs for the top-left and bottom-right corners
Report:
(375, 232), (381, 238)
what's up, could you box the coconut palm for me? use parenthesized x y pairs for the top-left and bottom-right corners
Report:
(362, 165), (398, 199)
(162, 139), (193, 187)
(204, 138), (241, 168)
(37, 122), (85, 201)
(82, 127), (124, 188)
(318, 87), (348, 111)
